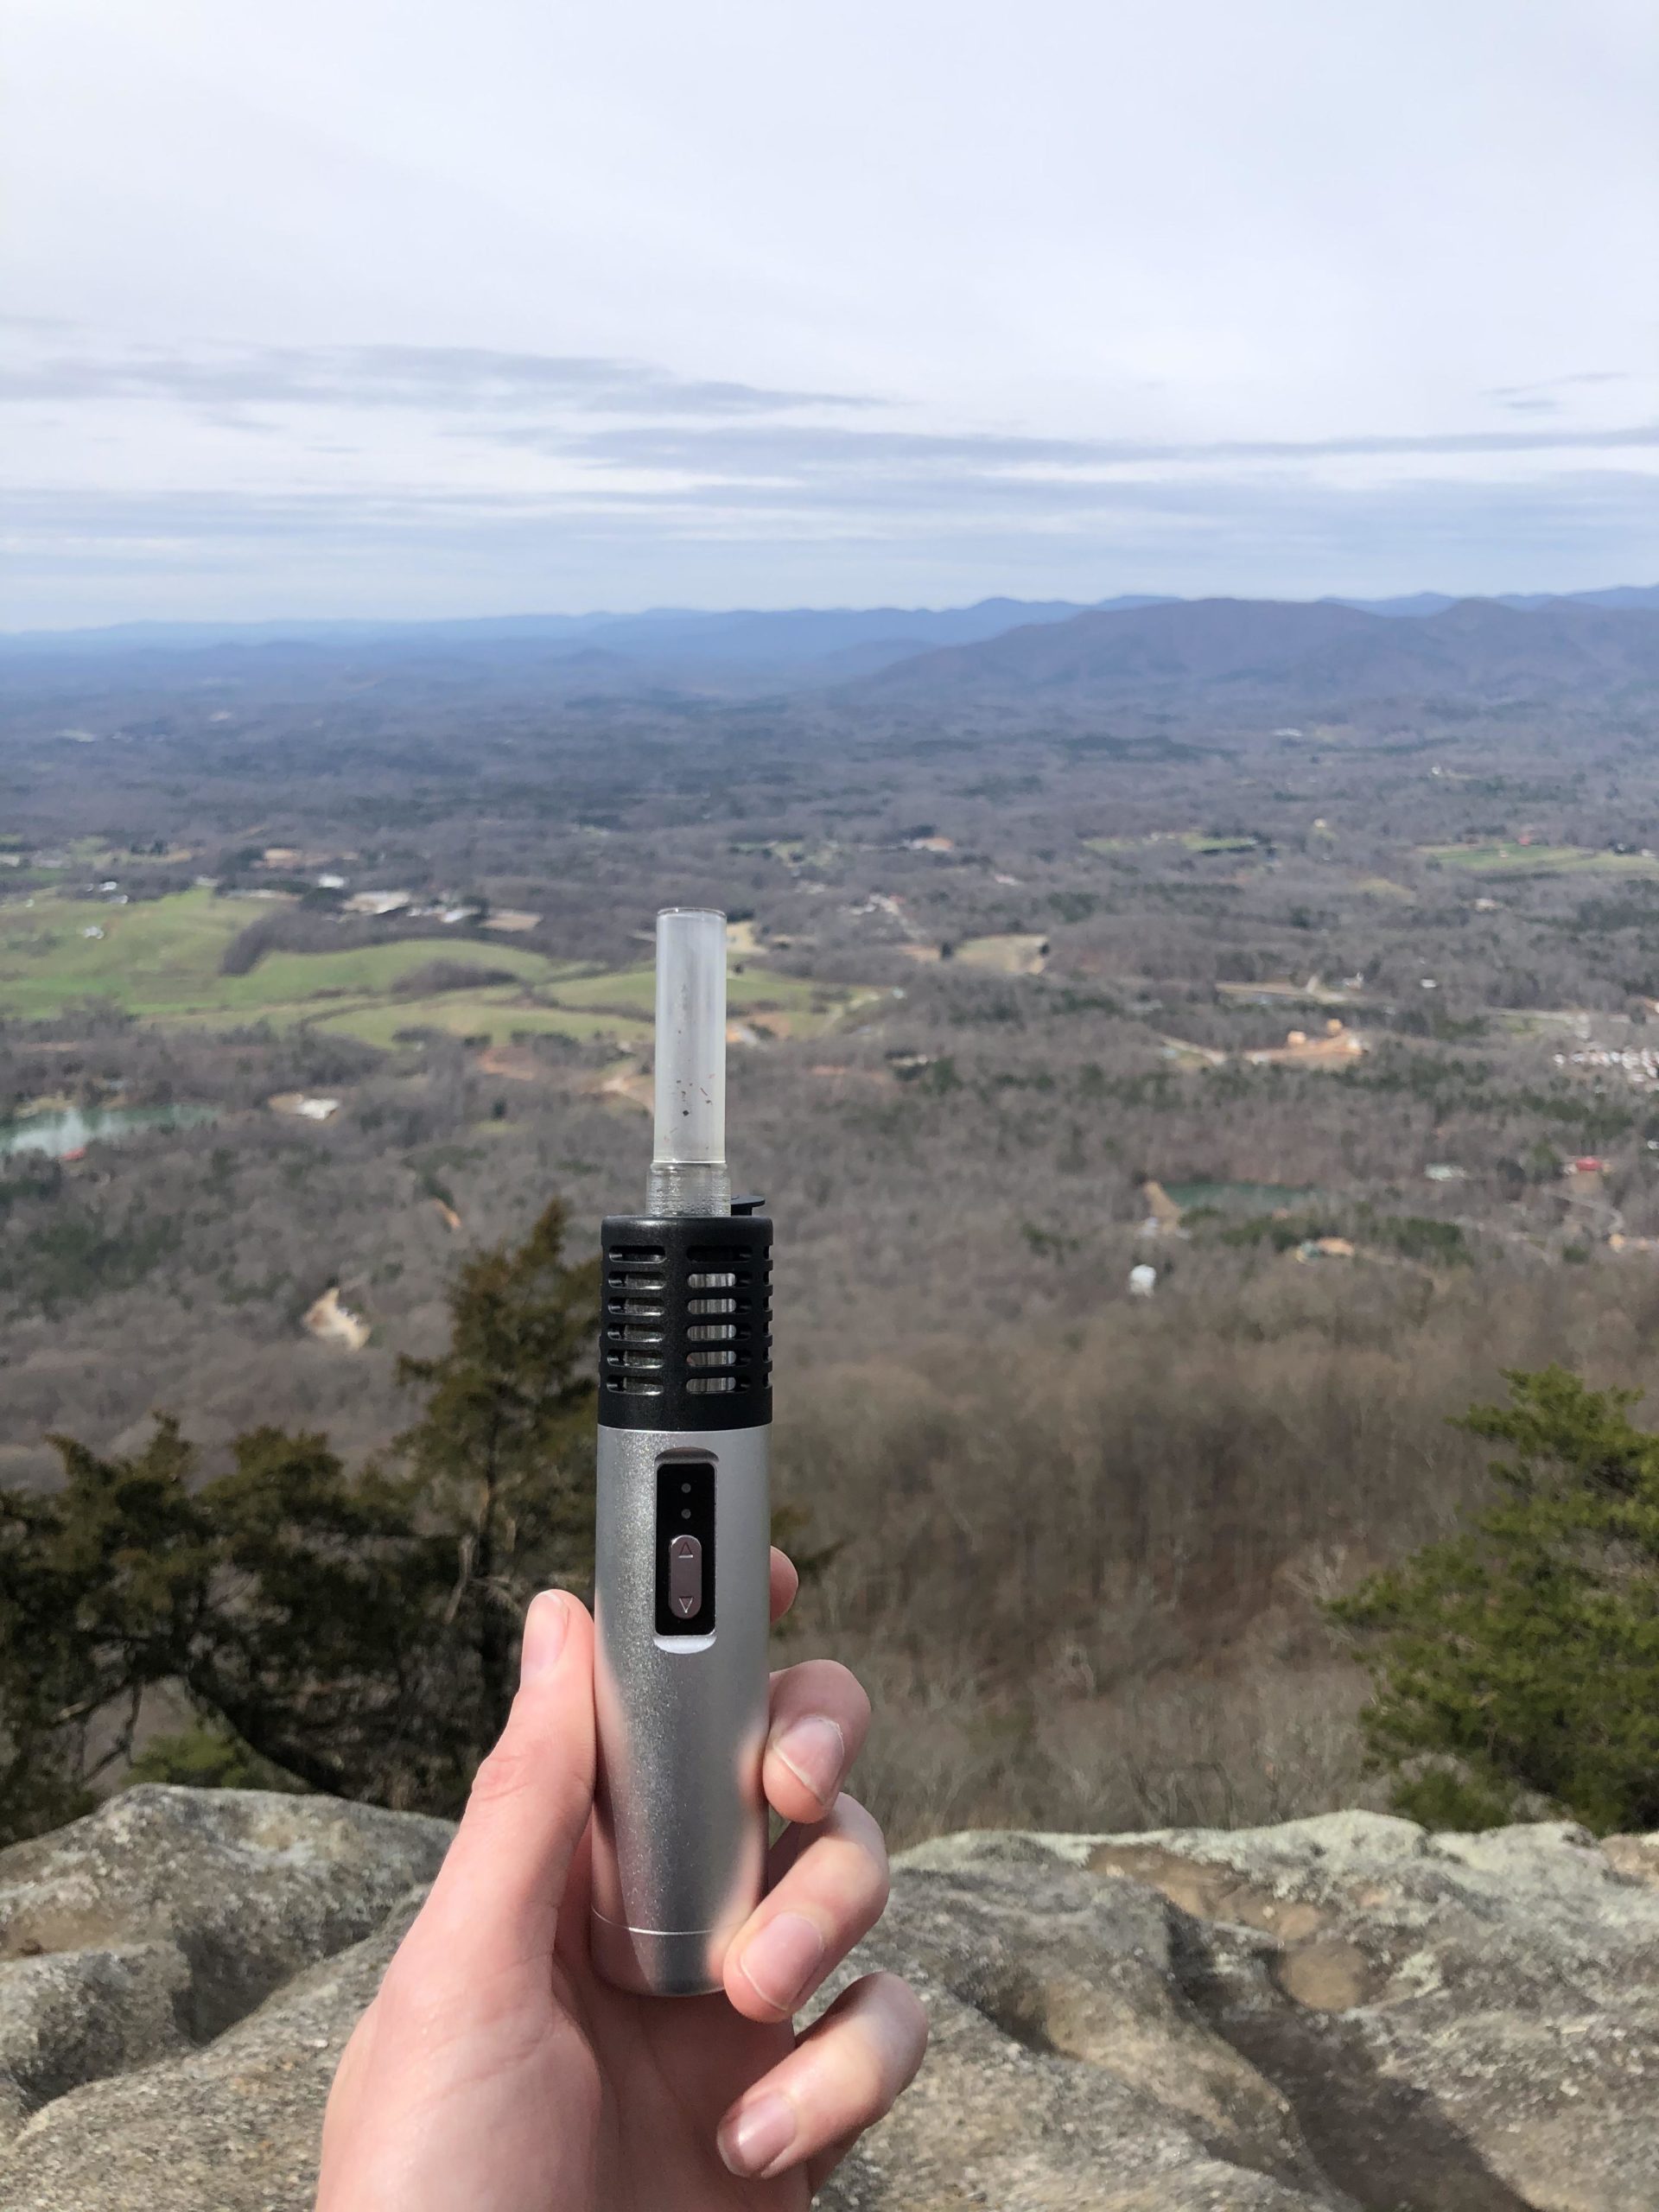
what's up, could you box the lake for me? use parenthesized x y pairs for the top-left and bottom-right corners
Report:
(0, 1103), (219, 1160)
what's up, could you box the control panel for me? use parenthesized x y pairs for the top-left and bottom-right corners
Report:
(655, 1457), (715, 1637)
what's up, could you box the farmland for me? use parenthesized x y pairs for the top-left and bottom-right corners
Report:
(0, 889), (859, 1050)
(1420, 840), (1659, 877)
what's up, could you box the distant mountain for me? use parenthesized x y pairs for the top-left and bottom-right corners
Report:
(0, 612), (611, 655)
(1505, 585), (1659, 613)
(1340, 585), (1659, 618)
(0, 596), (1124, 664)
(864, 595), (1659, 708)
(4, 588), (1655, 693)
(0, 594), (1182, 681)
(1335, 593), (1461, 618)
(571, 597), (1112, 667)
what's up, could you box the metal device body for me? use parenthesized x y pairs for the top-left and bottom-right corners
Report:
(590, 1421), (770, 1993)
(588, 909), (772, 1995)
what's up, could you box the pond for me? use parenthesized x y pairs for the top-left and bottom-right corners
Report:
(1163, 1179), (1323, 1211)
(0, 1103), (219, 1160)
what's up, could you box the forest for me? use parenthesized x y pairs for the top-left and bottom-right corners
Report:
(4, 595), (1659, 1842)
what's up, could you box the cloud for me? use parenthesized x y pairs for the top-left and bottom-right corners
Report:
(0, 338), (880, 418)
(1484, 370), (1634, 406)
(8, 465), (1656, 553)
(499, 416), (1659, 480)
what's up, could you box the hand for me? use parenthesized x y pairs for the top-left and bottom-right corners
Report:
(316, 1552), (927, 2209)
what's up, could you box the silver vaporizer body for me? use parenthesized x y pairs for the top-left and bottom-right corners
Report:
(589, 909), (773, 1996)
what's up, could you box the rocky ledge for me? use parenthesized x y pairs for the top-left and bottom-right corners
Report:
(1, 1789), (1656, 2209)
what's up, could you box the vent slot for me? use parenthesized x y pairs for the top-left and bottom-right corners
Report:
(601, 1213), (771, 1427)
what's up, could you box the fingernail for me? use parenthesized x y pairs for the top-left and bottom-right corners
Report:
(771, 1714), (845, 1808)
(738, 1910), (825, 2013)
(520, 1591), (570, 1679)
(719, 2089), (797, 2178)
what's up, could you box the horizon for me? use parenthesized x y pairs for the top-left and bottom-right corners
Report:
(7, 576), (1659, 645)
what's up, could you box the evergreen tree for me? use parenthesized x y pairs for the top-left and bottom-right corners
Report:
(0, 1199), (599, 1845)
(394, 1197), (600, 1738)
(1332, 1365), (1659, 1833)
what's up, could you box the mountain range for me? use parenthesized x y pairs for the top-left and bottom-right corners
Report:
(864, 594), (1659, 710)
(5, 586), (1658, 709)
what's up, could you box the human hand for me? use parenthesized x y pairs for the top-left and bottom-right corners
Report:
(316, 1552), (926, 2209)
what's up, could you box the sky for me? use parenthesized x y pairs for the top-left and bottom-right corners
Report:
(4, 0), (1657, 627)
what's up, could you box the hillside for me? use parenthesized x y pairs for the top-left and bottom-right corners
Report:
(865, 594), (1659, 706)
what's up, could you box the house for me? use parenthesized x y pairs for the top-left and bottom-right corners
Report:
(268, 1091), (343, 1122)
(1243, 1020), (1367, 1071)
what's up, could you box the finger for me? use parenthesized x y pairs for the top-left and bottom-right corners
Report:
(318, 1997), (378, 2156)
(806, 2130), (863, 2198)
(769, 1547), (798, 1623)
(724, 1795), (887, 2024)
(717, 1972), (928, 2182)
(764, 1658), (869, 1824)
(400, 1590), (594, 1979)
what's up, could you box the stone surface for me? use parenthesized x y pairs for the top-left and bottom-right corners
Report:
(3, 1792), (1659, 2207)
(0, 1787), (449, 2209)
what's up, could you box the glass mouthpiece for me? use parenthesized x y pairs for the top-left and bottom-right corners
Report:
(649, 906), (730, 1217)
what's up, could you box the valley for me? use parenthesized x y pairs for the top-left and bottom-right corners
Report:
(5, 587), (1659, 1840)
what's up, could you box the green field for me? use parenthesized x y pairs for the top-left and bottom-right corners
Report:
(1421, 842), (1659, 878)
(0, 889), (860, 1050)
(1084, 830), (1259, 857)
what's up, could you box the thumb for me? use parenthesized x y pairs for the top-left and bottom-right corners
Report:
(410, 1590), (597, 1974)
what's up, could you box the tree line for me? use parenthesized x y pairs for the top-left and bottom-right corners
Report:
(3, 1197), (1657, 1847)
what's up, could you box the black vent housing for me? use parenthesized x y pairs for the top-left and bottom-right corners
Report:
(599, 1210), (772, 1430)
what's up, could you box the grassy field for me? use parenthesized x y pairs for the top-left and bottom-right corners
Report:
(1353, 875), (1417, 901)
(955, 933), (1049, 975)
(1084, 830), (1259, 857)
(0, 889), (862, 1050)
(1420, 841), (1659, 877)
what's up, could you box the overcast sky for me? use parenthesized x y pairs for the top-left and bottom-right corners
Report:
(5, 0), (1657, 626)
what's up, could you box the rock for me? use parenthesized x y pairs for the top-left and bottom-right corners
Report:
(4, 1793), (1659, 2208)
(0, 1786), (449, 2209)
(818, 1815), (1659, 2211)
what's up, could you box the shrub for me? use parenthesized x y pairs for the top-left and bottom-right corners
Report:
(1368, 1215), (1471, 1266)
